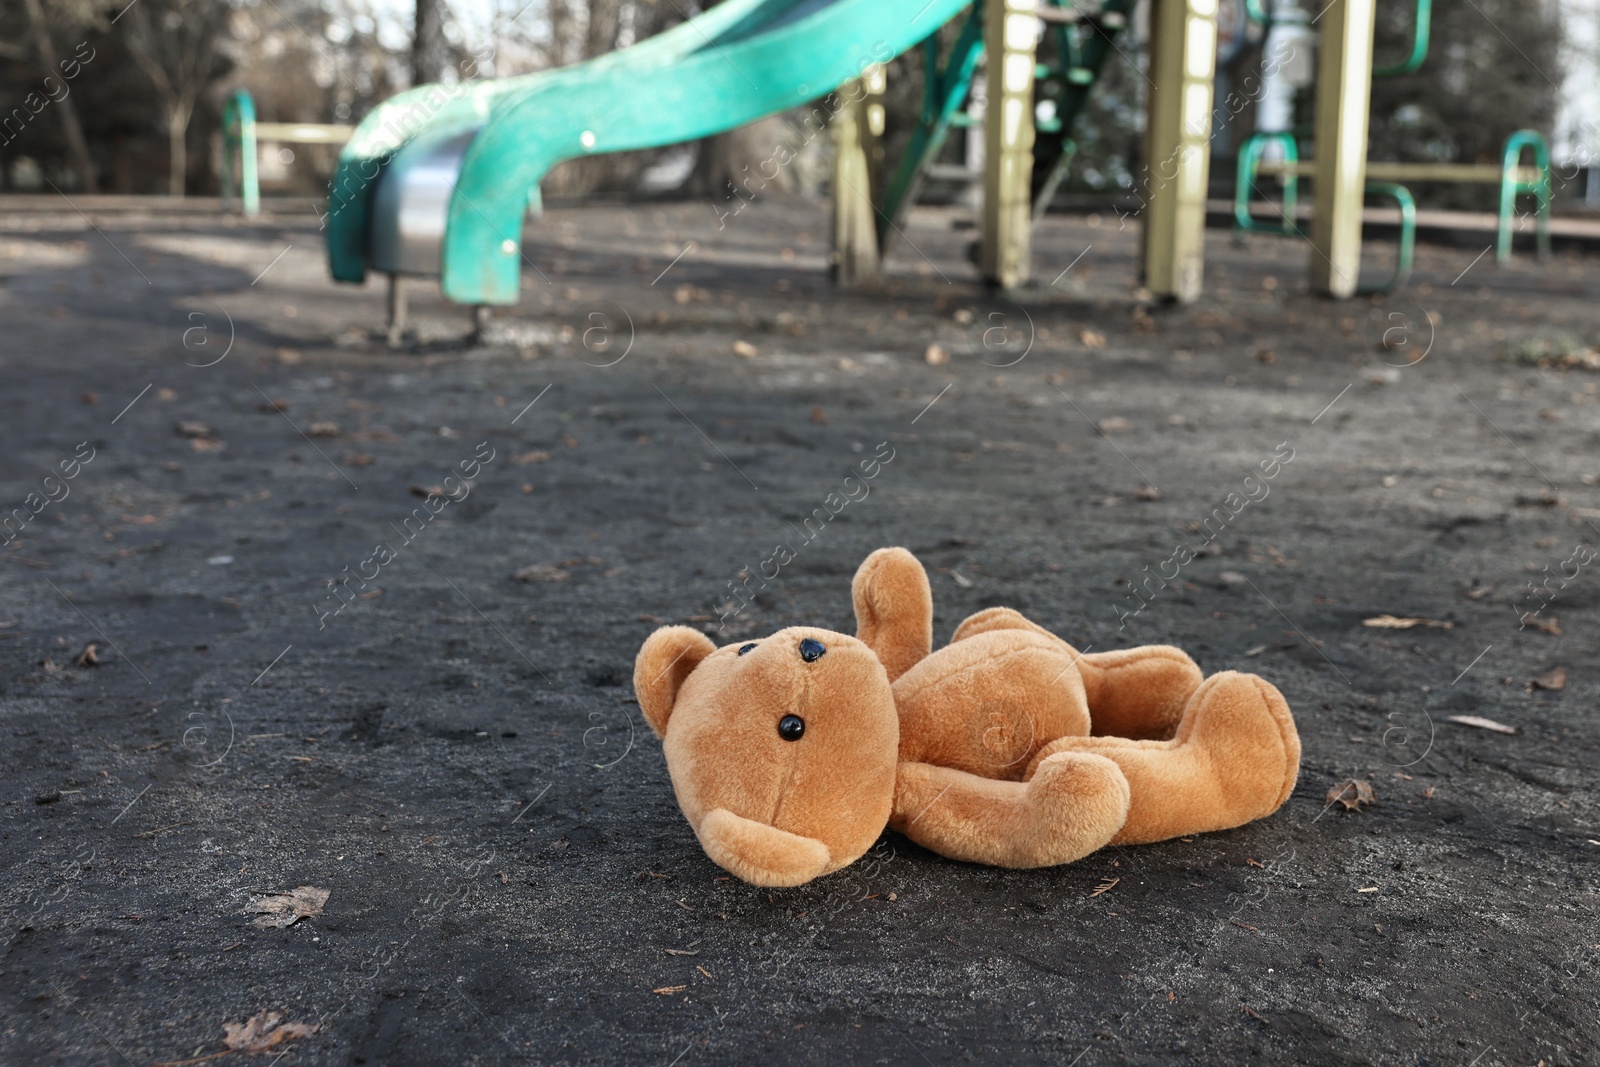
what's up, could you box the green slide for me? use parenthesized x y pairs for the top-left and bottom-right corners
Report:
(326, 0), (976, 305)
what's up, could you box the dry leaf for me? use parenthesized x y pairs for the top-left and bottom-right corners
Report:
(255, 398), (288, 413)
(224, 1011), (318, 1054)
(1531, 667), (1567, 691)
(1362, 615), (1453, 630)
(950, 570), (974, 589)
(1133, 484), (1161, 501)
(409, 484), (445, 498)
(1091, 877), (1119, 897)
(307, 422), (341, 437)
(1079, 328), (1106, 348)
(190, 437), (225, 454)
(511, 450), (551, 464)
(175, 420), (213, 438)
(1243, 644), (1268, 658)
(1520, 613), (1562, 635)
(924, 343), (950, 366)
(513, 563), (568, 583)
(244, 886), (329, 928)
(344, 454), (375, 467)
(74, 642), (99, 667)
(732, 340), (760, 359)
(1446, 715), (1518, 734)
(1326, 778), (1376, 811)
(809, 406), (828, 424)
(652, 985), (687, 995)
(1097, 416), (1131, 434)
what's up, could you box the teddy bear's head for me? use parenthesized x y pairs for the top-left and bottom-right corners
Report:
(635, 624), (898, 887)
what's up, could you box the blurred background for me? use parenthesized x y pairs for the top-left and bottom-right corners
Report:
(1, 0), (1594, 213)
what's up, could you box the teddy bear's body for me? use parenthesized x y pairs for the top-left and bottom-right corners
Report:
(636, 548), (1300, 886)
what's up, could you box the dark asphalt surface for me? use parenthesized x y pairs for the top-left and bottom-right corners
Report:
(1, 195), (1596, 1065)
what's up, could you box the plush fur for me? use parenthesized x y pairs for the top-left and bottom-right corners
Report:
(635, 547), (1301, 886)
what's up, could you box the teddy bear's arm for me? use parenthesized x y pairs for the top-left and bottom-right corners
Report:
(889, 753), (1130, 868)
(852, 547), (932, 682)
(1023, 671), (1300, 846)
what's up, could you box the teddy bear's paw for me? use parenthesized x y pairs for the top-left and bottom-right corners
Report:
(1177, 671), (1301, 817)
(696, 808), (835, 887)
(1015, 752), (1133, 866)
(852, 547), (932, 682)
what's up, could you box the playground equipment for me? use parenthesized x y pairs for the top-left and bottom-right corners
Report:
(221, 89), (353, 217)
(321, 0), (1238, 321)
(1232, 0), (1552, 292)
(311, 0), (1536, 313)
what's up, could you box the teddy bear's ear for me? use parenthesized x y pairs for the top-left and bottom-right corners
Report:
(634, 626), (717, 738)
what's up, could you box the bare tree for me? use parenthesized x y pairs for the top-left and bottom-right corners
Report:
(18, 0), (101, 190)
(124, 0), (226, 197)
(412, 0), (451, 85)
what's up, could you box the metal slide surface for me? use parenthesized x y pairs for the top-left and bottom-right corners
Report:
(326, 0), (975, 303)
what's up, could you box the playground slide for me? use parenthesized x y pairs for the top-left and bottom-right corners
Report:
(327, 0), (975, 305)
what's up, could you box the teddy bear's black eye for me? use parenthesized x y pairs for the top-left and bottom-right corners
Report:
(738, 643), (757, 656)
(777, 715), (805, 741)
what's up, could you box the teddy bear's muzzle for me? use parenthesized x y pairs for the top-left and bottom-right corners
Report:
(696, 808), (834, 887)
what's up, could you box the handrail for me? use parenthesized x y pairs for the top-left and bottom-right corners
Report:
(1234, 131), (1301, 237)
(1373, 0), (1430, 76)
(1499, 128), (1552, 263)
(220, 89), (259, 217)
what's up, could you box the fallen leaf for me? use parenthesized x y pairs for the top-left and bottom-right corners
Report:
(1465, 586), (1494, 600)
(732, 340), (760, 359)
(1520, 613), (1562, 635)
(1356, 886), (1380, 893)
(809, 406), (828, 424)
(1326, 778), (1376, 811)
(1133, 484), (1160, 501)
(409, 484), (445, 498)
(344, 454), (375, 467)
(652, 985), (687, 995)
(307, 421), (341, 437)
(924, 343), (950, 366)
(1079, 328), (1106, 348)
(1531, 667), (1567, 691)
(1445, 714), (1519, 734)
(511, 450), (551, 464)
(1420, 787), (1436, 799)
(1362, 615), (1453, 630)
(244, 886), (329, 928)
(1097, 416), (1131, 434)
(513, 563), (568, 583)
(82, 392), (99, 405)
(949, 569), (974, 589)
(74, 642), (99, 667)
(1091, 877), (1119, 897)
(190, 437), (225, 454)
(1243, 644), (1268, 657)
(255, 398), (288, 413)
(223, 1011), (318, 1054)
(175, 420), (213, 438)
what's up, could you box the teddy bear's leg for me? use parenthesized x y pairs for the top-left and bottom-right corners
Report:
(890, 753), (1130, 868)
(853, 547), (933, 682)
(950, 609), (1200, 740)
(1076, 647), (1203, 740)
(1024, 671), (1300, 845)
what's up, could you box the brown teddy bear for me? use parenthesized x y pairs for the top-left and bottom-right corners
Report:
(634, 547), (1301, 887)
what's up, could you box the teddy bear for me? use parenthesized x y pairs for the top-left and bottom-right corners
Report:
(634, 547), (1301, 887)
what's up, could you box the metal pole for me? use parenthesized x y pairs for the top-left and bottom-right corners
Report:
(1308, 0), (1376, 298)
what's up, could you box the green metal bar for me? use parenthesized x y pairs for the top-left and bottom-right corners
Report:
(1498, 128), (1552, 264)
(1373, 0), (1430, 77)
(877, 3), (985, 248)
(1234, 131), (1301, 236)
(1357, 180), (1414, 293)
(222, 89), (261, 217)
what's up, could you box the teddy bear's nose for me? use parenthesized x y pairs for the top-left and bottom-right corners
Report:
(798, 638), (826, 663)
